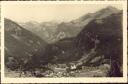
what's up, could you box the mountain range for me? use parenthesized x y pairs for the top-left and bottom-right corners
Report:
(5, 6), (123, 76)
(20, 6), (121, 43)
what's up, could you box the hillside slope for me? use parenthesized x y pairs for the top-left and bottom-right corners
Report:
(46, 11), (123, 77)
(4, 18), (48, 70)
(55, 6), (120, 39)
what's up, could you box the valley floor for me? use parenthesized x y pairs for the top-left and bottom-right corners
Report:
(5, 64), (110, 77)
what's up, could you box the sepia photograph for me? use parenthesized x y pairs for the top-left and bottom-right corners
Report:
(0, 1), (127, 83)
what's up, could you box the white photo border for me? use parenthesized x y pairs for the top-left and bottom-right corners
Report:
(1, 1), (127, 83)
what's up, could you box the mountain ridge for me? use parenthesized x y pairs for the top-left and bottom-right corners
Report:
(5, 18), (48, 70)
(20, 6), (121, 43)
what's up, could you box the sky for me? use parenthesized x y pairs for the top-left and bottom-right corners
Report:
(3, 4), (122, 23)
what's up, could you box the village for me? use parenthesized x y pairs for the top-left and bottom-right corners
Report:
(25, 62), (110, 77)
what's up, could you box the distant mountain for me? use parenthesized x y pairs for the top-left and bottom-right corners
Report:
(20, 6), (120, 43)
(4, 18), (48, 70)
(19, 21), (40, 34)
(20, 21), (59, 43)
(56, 6), (121, 38)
